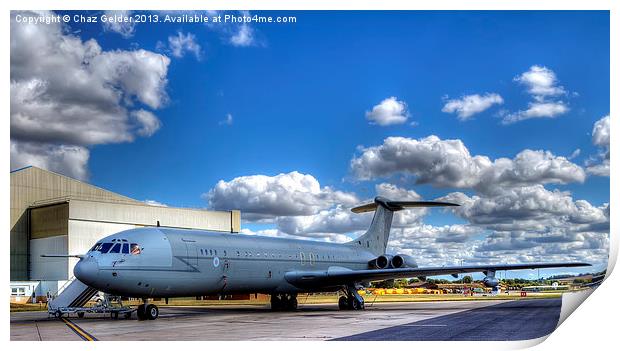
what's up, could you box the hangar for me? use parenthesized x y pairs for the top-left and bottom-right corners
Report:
(10, 166), (240, 302)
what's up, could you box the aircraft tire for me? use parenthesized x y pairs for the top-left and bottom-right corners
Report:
(289, 298), (298, 310)
(270, 295), (281, 311)
(137, 304), (146, 320)
(146, 304), (159, 320)
(54, 310), (62, 319)
(338, 296), (348, 310)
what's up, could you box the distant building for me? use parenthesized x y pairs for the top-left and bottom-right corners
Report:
(10, 166), (241, 301)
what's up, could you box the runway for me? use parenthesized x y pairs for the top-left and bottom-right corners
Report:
(11, 298), (561, 341)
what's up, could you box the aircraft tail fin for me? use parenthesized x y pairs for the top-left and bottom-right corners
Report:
(347, 197), (459, 256)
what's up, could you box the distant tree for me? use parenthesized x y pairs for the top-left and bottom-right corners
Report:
(372, 279), (395, 288)
(463, 276), (473, 284)
(408, 278), (420, 284)
(394, 279), (409, 288)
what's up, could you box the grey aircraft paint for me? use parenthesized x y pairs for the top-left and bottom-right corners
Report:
(73, 197), (590, 308)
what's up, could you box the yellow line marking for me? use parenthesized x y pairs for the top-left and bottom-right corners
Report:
(61, 317), (96, 341)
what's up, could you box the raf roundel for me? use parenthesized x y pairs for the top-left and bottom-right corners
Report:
(213, 256), (220, 268)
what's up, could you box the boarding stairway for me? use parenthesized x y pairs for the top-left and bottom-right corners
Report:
(48, 277), (99, 311)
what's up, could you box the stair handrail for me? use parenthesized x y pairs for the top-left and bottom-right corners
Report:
(52, 276), (76, 300)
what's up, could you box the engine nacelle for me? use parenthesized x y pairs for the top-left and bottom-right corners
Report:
(483, 277), (499, 287)
(391, 254), (418, 269)
(370, 255), (394, 269)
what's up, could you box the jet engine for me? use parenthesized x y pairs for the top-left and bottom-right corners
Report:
(370, 255), (394, 269)
(483, 277), (499, 287)
(391, 254), (418, 269)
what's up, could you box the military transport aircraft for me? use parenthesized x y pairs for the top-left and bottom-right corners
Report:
(71, 196), (589, 320)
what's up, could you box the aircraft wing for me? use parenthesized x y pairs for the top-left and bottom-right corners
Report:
(284, 262), (591, 288)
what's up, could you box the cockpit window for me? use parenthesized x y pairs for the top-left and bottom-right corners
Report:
(130, 243), (141, 255)
(109, 243), (121, 253)
(98, 243), (114, 253)
(89, 243), (102, 252)
(122, 243), (129, 254)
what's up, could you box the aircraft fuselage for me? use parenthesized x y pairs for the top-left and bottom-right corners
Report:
(75, 227), (375, 298)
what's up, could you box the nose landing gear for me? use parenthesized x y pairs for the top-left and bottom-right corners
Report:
(137, 299), (159, 320)
(338, 285), (365, 310)
(270, 293), (298, 311)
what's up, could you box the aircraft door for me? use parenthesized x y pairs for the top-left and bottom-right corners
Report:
(182, 239), (198, 271)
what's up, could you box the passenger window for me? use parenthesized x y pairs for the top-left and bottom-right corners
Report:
(109, 243), (121, 253)
(130, 243), (141, 255)
(122, 243), (129, 254)
(214, 250), (217, 256)
(99, 243), (114, 253)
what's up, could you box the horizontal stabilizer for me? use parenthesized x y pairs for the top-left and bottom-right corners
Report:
(351, 196), (459, 213)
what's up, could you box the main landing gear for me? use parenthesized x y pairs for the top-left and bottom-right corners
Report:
(338, 285), (365, 310)
(270, 293), (298, 311)
(136, 298), (159, 320)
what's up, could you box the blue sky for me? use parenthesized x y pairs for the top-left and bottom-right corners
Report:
(11, 10), (610, 278)
(87, 11), (609, 204)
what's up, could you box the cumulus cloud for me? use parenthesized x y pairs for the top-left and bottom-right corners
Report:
(204, 171), (359, 220)
(101, 10), (136, 38)
(586, 161), (609, 177)
(10, 141), (90, 180)
(350, 135), (585, 193)
(592, 115), (610, 148)
(442, 93), (504, 120)
(204, 169), (607, 268)
(10, 10), (169, 179)
(586, 115), (610, 176)
(365, 97), (410, 126)
(132, 110), (161, 137)
(166, 31), (202, 59)
(502, 101), (569, 124)
(441, 186), (607, 230)
(514, 65), (566, 100)
(439, 186), (609, 266)
(503, 66), (570, 124)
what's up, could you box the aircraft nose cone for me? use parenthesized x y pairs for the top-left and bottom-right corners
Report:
(74, 258), (98, 285)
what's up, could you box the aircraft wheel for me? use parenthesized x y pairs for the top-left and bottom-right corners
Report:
(352, 298), (363, 310)
(146, 304), (159, 320)
(137, 304), (146, 320)
(338, 296), (348, 310)
(270, 295), (281, 311)
(112, 311), (119, 319)
(54, 310), (62, 319)
(289, 297), (298, 310)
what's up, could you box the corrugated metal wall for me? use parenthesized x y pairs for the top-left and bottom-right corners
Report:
(11, 167), (141, 280)
(69, 199), (234, 231)
(30, 203), (69, 239)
